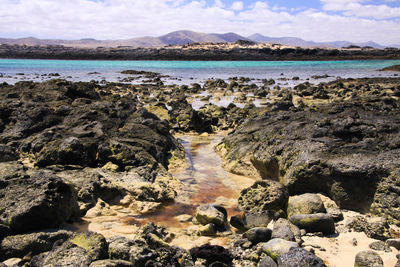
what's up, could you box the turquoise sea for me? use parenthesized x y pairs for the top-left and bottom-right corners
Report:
(0, 59), (399, 85)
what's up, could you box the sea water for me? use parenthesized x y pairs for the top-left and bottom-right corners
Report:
(0, 59), (399, 86)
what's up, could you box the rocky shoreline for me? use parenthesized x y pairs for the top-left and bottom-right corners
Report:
(1, 44), (400, 60)
(0, 74), (399, 266)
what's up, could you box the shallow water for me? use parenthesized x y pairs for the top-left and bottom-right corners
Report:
(1, 59), (399, 85)
(73, 133), (254, 237)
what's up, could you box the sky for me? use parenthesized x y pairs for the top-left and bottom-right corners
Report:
(0, 0), (400, 45)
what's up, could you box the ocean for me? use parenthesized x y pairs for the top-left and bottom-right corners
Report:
(0, 59), (399, 86)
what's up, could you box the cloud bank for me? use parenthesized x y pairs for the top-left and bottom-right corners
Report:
(0, 0), (399, 45)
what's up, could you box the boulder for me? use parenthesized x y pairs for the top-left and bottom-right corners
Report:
(237, 180), (288, 216)
(287, 193), (326, 217)
(272, 218), (302, 243)
(0, 166), (79, 234)
(277, 247), (326, 267)
(289, 213), (335, 235)
(195, 204), (227, 227)
(354, 250), (384, 267)
(0, 231), (72, 261)
(243, 227), (272, 245)
(261, 238), (299, 261)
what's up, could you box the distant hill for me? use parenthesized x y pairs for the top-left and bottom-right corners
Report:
(0, 30), (395, 49)
(247, 34), (386, 49)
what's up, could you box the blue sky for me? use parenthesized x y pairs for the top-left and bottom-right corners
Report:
(1, 0), (400, 45)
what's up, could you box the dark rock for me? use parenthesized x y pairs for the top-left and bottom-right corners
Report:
(220, 78), (400, 223)
(277, 247), (326, 267)
(0, 145), (18, 162)
(0, 224), (11, 240)
(0, 230), (72, 261)
(354, 250), (384, 267)
(258, 255), (277, 267)
(190, 244), (233, 266)
(386, 239), (400, 250)
(287, 193), (326, 217)
(237, 180), (288, 216)
(40, 241), (92, 267)
(89, 259), (134, 267)
(243, 227), (272, 245)
(272, 218), (302, 243)
(0, 166), (79, 234)
(107, 236), (135, 261)
(289, 213), (335, 235)
(369, 241), (392, 252)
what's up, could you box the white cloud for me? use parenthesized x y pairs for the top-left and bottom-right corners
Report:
(321, 0), (400, 19)
(0, 0), (399, 45)
(231, 1), (244, 11)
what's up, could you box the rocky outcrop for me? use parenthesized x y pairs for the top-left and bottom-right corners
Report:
(0, 162), (79, 234)
(220, 78), (400, 224)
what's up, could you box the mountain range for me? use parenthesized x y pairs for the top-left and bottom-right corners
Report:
(1, 30), (398, 49)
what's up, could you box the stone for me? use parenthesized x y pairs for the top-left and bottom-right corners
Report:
(0, 167), (79, 234)
(243, 227), (272, 245)
(261, 238), (299, 261)
(354, 250), (384, 267)
(89, 260), (133, 267)
(287, 193), (326, 217)
(277, 247), (326, 267)
(237, 180), (288, 216)
(230, 211), (275, 232)
(195, 204), (227, 227)
(0, 231), (72, 261)
(257, 255), (277, 267)
(190, 244), (233, 266)
(199, 223), (218, 236)
(289, 213), (335, 235)
(2, 258), (23, 267)
(271, 218), (302, 243)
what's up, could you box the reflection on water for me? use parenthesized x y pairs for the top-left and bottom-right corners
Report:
(141, 133), (253, 228)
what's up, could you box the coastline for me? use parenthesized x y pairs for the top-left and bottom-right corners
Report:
(0, 73), (399, 266)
